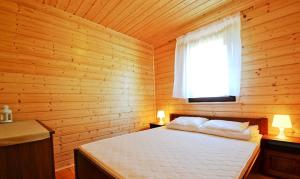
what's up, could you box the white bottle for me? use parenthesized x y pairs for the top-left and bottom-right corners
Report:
(0, 105), (13, 123)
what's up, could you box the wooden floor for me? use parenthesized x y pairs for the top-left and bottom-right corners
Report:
(55, 167), (274, 179)
(56, 167), (75, 179)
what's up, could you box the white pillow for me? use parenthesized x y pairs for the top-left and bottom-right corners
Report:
(166, 117), (208, 132)
(198, 125), (259, 140)
(248, 125), (260, 137)
(202, 120), (249, 132)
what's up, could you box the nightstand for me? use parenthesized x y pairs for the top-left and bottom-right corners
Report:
(0, 120), (55, 179)
(261, 135), (300, 178)
(149, 122), (165, 129)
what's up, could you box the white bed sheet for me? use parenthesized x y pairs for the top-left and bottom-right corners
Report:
(79, 127), (261, 179)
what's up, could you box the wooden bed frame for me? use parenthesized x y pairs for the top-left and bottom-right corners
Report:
(74, 113), (268, 179)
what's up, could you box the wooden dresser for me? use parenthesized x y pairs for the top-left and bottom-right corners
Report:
(261, 135), (300, 179)
(0, 120), (55, 179)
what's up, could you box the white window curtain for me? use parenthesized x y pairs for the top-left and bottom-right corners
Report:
(173, 13), (241, 98)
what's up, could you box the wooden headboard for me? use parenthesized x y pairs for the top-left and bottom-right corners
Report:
(170, 113), (268, 135)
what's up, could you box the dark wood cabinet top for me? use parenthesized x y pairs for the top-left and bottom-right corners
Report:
(150, 122), (165, 126)
(149, 122), (166, 129)
(262, 135), (300, 144)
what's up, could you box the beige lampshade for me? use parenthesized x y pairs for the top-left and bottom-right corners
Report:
(157, 110), (165, 119)
(272, 115), (292, 128)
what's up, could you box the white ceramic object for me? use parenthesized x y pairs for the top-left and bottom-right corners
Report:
(0, 105), (13, 123)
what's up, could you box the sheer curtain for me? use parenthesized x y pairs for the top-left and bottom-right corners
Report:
(173, 13), (241, 98)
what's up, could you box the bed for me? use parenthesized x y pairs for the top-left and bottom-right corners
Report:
(74, 114), (268, 179)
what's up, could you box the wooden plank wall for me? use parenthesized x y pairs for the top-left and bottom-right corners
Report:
(154, 0), (300, 137)
(0, 0), (155, 169)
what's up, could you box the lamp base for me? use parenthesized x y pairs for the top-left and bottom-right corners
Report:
(159, 118), (164, 125)
(276, 127), (286, 139)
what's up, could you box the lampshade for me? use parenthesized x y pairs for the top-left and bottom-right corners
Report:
(157, 110), (165, 119)
(272, 115), (292, 128)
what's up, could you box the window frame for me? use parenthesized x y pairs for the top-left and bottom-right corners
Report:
(188, 96), (236, 103)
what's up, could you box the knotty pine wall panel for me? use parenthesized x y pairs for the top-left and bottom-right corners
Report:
(0, 0), (155, 169)
(154, 0), (300, 137)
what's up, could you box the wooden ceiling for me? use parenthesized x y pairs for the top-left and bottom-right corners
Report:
(34, 0), (232, 47)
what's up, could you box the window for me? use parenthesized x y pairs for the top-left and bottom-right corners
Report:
(173, 13), (241, 102)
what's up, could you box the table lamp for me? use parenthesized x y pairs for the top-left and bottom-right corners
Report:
(157, 110), (165, 125)
(272, 114), (292, 139)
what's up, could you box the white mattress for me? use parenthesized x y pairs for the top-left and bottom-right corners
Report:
(79, 127), (261, 179)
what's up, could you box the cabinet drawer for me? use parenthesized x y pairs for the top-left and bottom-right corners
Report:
(0, 138), (55, 179)
(263, 149), (300, 178)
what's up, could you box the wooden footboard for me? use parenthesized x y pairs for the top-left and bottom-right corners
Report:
(74, 148), (115, 179)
